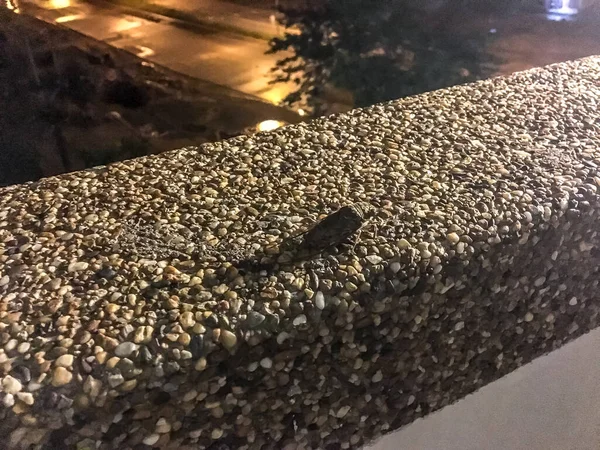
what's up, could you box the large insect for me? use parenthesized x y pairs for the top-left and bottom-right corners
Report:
(292, 201), (378, 254)
(235, 202), (378, 273)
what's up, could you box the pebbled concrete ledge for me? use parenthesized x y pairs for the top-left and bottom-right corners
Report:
(1, 56), (600, 450)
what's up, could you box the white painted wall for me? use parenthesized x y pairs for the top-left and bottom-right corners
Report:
(368, 328), (600, 450)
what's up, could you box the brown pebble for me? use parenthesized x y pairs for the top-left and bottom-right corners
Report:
(51, 367), (73, 387)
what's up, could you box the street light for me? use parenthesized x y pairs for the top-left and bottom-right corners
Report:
(50, 0), (71, 9)
(257, 120), (284, 132)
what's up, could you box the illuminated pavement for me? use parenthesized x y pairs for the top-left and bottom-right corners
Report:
(149, 0), (282, 38)
(18, 0), (294, 106)
(12, 0), (600, 114)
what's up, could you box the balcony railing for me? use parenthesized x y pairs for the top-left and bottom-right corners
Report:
(1, 56), (600, 450)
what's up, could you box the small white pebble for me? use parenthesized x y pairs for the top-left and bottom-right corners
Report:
(155, 417), (171, 434)
(371, 370), (383, 383)
(143, 434), (160, 446)
(276, 332), (290, 345)
(183, 390), (197, 402)
(260, 357), (273, 369)
(114, 342), (138, 358)
(189, 429), (203, 439)
(447, 232), (460, 244)
(55, 354), (74, 368)
(315, 291), (325, 310)
(2, 375), (22, 394)
(194, 358), (207, 372)
(3, 393), (15, 407)
(68, 261), (89, 272)
(336, 405), (351, 418)
(5, 339), (17, 352)
(398, 239), (411, 249)
(16, 392), (34, 406)
(17, 342), (30, 354)
(293, 314), (307, 326)
(365, 255), (383, 265)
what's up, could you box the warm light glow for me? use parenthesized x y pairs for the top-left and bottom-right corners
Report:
(113, 18), (142, 33)
(135, 46), (155, 58)
(50, 0), (70, 9)
(287, 25), (301, 36)
(55, 14), (82, 23)
(297, 108), (306, 116)
(257, 120), (284, 132)
(262, 84), (289, 105)
(5, 0), (21, 13)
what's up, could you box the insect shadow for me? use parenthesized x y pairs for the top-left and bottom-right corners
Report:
(233, 201), (381, 275)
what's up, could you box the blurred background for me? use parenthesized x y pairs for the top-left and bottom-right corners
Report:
(1, 0), (599, 186)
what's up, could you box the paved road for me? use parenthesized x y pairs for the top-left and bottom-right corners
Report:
(11, 1), (600, 118)
(18, 0), (295, 106)
(489, 13), (600, 76)
(150, 0), (283, 38)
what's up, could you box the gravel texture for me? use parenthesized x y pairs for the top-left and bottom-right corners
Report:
(2, 56), (600, 449)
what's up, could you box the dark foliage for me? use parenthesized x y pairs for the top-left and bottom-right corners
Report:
(80, 136), (150, 168)
(60, 60), (97, 107)
(268, 0), (525, 115)
(104, 79), (150, 109)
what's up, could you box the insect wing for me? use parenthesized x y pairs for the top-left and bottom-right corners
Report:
(302, 207), (361, 250)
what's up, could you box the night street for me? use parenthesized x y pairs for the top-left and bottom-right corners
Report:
(6, 0), (600, 112)
(16, 0), (294, 106)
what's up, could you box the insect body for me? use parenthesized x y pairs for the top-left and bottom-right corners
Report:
(296, 201), (377, 253)
(238, 202), (379, 272)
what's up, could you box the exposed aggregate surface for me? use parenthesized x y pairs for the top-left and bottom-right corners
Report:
(2, 57), (600, 449)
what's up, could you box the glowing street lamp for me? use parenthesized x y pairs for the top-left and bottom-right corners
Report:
(257, 120), (284, 132)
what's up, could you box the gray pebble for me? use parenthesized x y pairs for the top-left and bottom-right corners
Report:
(365, 255), (383, 265)
(68, 261), (89, 272)
(246, 311), (266, 328)
(315, 291), (325, 310)
(114, 342), (139, 358)
(108, 373), (125, 388)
